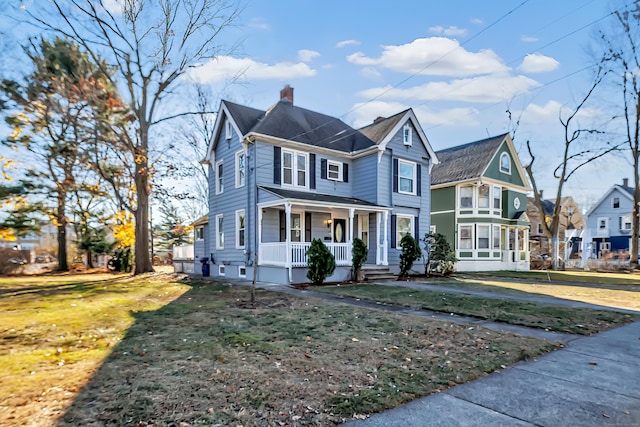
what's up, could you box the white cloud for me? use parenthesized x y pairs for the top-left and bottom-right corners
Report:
(428, 26), (468, 37)
(188, 56), (316, 83)
(347, 37), (508, 77)
(359, 67), (382, 80)
(520, 35), (539, 43)
(470, 18), (483, 25)
(336, 39), (360, 48)
(349, 101), (478, 128)
(521, 100), (603, 127)
(248, 17), (270, 30)
(102, 0), (124, 15)
(298, 49), (320, 62)
(519, 53), (559, 73)
(357, 75), (541, 104)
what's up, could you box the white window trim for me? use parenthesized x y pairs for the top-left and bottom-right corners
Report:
(327, 160), (342, 181)
(395, 215), (414, 248)
(612, 197), (620, 209)
(398, 159), (417, 195)
(500, 152), (511, 175)
(282, 149), (308, 188)
(478, 185), (490, 209)
(235, 150), (246, 188)
(215, 160), (224, 195)
(215, 214), (224, 249)
(492, 225), (501, 250)
(238, 265), (246, 278)
(219, 264), (226, 276)
(477, 224), (491, 249)
(236, 209), (245, 249)
(621, 215), (632, 230)
(225, 119), (232, 140)
(358, 214), (369, 247)
(195, 226), (204, 241)
(458, 224), (474, 250)
(403, 124), (412, 146)
(493, 185), (502, 210)
(459, 185), (474, 209)
(601, 242), (611, 251)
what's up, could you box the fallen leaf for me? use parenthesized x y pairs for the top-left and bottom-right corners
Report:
(603, 413), (610, 418)
(351, 338), (359, 342)
(304, 353), (311, 359)
(305, 335), (311, 341)
(589, 361), (598, 366)
(623, 411), (630, 415)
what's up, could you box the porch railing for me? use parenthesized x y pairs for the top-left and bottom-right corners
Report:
(259, 242), (352, 267)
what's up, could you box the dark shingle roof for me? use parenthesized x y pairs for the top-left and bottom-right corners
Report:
(260, 186), (382, 207)
(358, 110), (408, 144)
(431, 133), (508, 185)
(223, 100), (265, 135)
(619, 185), (634, 196)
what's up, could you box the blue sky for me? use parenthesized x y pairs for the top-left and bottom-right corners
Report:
(3, 0), (632, 211)
(182, 0), (628, 209)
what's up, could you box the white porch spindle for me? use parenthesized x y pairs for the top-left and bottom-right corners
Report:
(376, 212), (381, 265)
(383, 211), (389, 265)
(285, 203), (292, 280)
(257, 207), (263, 265)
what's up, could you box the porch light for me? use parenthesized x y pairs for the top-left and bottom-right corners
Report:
(326, 218), (333, 227)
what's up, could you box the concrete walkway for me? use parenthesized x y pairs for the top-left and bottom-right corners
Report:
(203, 276), (640, 426)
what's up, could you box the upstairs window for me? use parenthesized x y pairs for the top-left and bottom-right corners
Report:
(195, 227), (204, 241)
(500, 152), (511, 174)
(403, 124), (412, 146)
(493, 186), (501, 209)
(612, 197), (620, 208)
(598, 217), (608, 230)
(620, 216), (632, 230)
(398, 160), (416, 195)
(478, 185), (490, 208)
(225, 119), (232, 140)
(215, 161), (224, 194)
(459, 186), (473, 208)
(236, 151), (246, 188)
(327, 161), (342, 181)
(282, 150), (307, 188)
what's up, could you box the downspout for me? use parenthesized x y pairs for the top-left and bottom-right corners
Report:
(246, 142), (252, 269)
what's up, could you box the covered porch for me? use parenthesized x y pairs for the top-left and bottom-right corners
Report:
(256, 188), (391, 274)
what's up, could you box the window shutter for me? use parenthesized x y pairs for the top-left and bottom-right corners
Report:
(393, 158), (398, 193)
(279, 210), (286, 242)
(321, 158), (327, 179)
(310, 154), (316, 189)
(414, 217), (419, 240)
(391, 215), (397, 248)
(416, 164), (421, 196)
(274, 146), (281, 184)
(305, 212), (312, 242)
(343, 163), (349, 182)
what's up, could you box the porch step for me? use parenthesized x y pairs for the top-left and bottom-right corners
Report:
(360, 266), (397, 282)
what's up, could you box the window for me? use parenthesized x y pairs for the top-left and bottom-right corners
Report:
(612, 197), (620, 208)
(195, 227), (204, 241)
(403, 124), (412, 146)
(459, 225), (473, 249)
(236, 210), (245, 249)
(235, 151), (246, 188)
(396, 215), (413, 248)
(398, 160), (416, 194)
(620, 216), (632, 230)
(478, 185), (490, 208)
(537, 223), (543, 234)
(460, 186), (473, 208)
(327, 161), (342, 181)
(598, 217), (608, 230)
(500, 152), (511, 174)
(215, 161), (224, 194)
(358, 214), (369, 247)
(477, 225), (490, 249)
(219, 264), (226, 276)
(282, 150), (307, 187)
(239, 265), (246, 278)
(492, 225), (501, 249)
(290, 213), (302, 242)
(601, 242), (611, 251)
(493, 186), (501, 209)
(216, 214), (224, 249)
(225, 119), (232, 140)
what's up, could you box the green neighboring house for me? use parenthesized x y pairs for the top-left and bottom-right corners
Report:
(430, 133), (531, 271)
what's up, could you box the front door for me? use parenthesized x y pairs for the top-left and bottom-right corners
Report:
(333, 219), (346, 243)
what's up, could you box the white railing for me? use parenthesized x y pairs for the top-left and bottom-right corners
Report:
(173, 245), (194, 260)
(259, 242), (352, 267)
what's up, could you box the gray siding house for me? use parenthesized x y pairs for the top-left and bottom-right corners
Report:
(202, 86), (438, 284)
(585, 178), (635, 257)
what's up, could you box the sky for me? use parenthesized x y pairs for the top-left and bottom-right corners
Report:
(2, 0), (634, 213)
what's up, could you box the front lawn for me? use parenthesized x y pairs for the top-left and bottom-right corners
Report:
(0, 273), (557, 426)
(314, 284), (636, 335)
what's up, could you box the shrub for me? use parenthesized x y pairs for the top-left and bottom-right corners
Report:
(108, 247), (133, 272)
(423, 232), (457, 276)
(306, 238), (336, 285)
(351, 237), (368, 281)
(399, 233), (422, 277)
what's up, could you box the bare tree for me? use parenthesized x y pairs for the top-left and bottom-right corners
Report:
(598, 1), (640, 269)
(23, 0), (242, 273)
(520, 68), (622, 270)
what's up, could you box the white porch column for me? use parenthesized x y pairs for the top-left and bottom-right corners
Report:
(348, 209), (355, 242)
(383, 211), (389, 266)
(514, 226), (519, 270)
(285, 203), (292, 281)
(257, 206), (263, 265)
(376, 212), (382, 265)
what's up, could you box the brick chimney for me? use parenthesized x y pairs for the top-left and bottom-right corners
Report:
(373, 116), (385, 124)
(623, 178), (629, 187)
(280, 85), (294, 104)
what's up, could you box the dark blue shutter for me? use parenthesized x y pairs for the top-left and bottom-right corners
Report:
(274, 146), (281, 184)
(391, 214), (397, 248)
(343, 163), (349, 182)
(414, 217), (419, 240)
(320, 158), (327, 179)
(416, 164), (421, 196)
(393, 158), (398, 193)
(310, 154), (316, 189)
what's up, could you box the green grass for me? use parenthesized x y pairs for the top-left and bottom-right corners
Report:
(314, 284), (636, 335)
(0, 273), (557, 426)
(466, 270), (640, 285)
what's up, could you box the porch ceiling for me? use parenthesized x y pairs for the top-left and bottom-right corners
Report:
(259, 186), (389, 211)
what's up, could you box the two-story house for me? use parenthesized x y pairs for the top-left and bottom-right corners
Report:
(430, 133), (531, 271)
(527, 193), (585, 260)
(585, 178), (634, 258)
(202, 86), (438, 284)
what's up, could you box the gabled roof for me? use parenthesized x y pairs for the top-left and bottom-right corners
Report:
(358, 110), (407, 144)
(260, 186), (384, 208)
(585, 184), (634, 216)
(431, 133), (507, 185)
(223, 100), (264, 135)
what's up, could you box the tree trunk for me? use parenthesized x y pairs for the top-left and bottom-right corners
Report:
(86, 249), (93, 268)
(56, 193), (68, 271)
(631, 151), (639, 269)
(134, 155), (154, 275)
